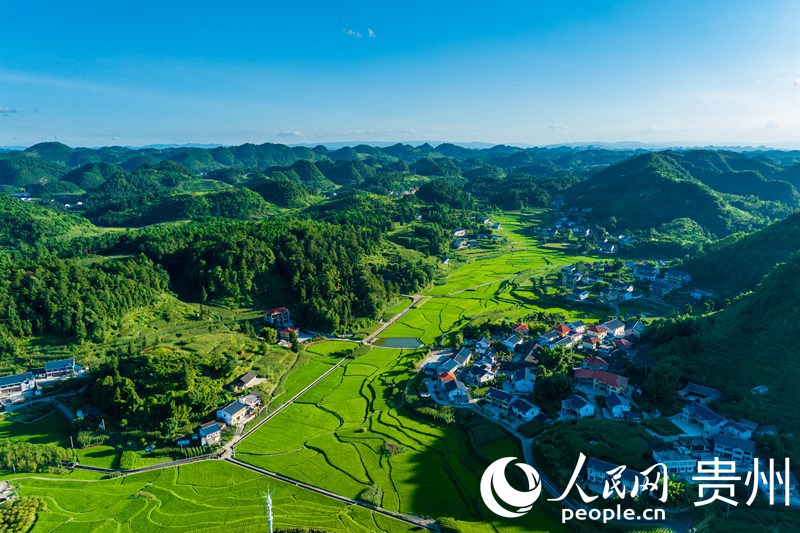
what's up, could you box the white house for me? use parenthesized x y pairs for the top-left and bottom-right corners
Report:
(510, 397), (540, 421)
(217, 400), (249, 426)
(606, 392), (631, 418)
(198, 422), (222, 446)
(444, 380), (470, 404)
(512, 367), (536, 394)
(0, 372), (36, 400)
(502, 335), (523, 352)
(475, 337), (491, 354)
(264, 307), (291, 327)
(561, 394), (595, 417)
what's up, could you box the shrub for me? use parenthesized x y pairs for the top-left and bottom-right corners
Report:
(436, 517), (462, 532)
(358, 484), (383, 506)
(118, 451), (138, 470)
(0, 496), (46, 532)
(381, 441), (406, 456)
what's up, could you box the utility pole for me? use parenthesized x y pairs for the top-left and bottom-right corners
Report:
(262, 489), (274, 533)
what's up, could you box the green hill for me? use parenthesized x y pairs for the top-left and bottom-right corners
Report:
(0, 195), (94, 247)
(650, 253), (800, 433)
(0, 153), (67, 187)
(682, 211), (800, 296)
(62, 162), (128, 189)
(264, 160), (334, 189)
(569, 152), (794, 236)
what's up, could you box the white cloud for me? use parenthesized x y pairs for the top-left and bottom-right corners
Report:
(794, 78), (800, 88)
(342, 28), (362, 38)
(549, 124), (571, 131)
(368, 28), (376, 38)
(277, 130), (305, 137)
(0, 107), (17, 116)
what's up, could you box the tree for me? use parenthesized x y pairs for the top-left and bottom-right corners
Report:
(261, 327), (277, 343)
(643, 357), (682, 407)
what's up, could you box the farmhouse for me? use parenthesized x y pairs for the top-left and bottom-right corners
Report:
(233, 371), (259, 392)
(452, 347), (472, 368)
(511, 323), (529, 335)
(713, 434), (756, 464)
(465, 365), (495, 385)
(573, 368), (629, 394)
(566, 320), (586, 334)
(0, 372), (36, 399)
(217, 400), (249, 426)
(633, 264), (660, 281)
(650, 280), (674, 297)
(239, 393), (262, 409)
(652, 449), (696, 475)
(264, 307), (291, 327)
(198, 422), (223, 446)
(44, 358), (79, 379)
(606, 392), (631, 418)
(501, 335), (523, 352)
(451, 229), (466, 237)
(585, 457), (648, 495)
(664, 270), (692, 286)
(677, 383), (722, 404)
(485, 387), (514, 411)
(510, 397), (540, 421)
(512, 367), (536, 394)
(443, 380), (470, 404)
(278, 326), (300, 341)
(600, 319), (626, 338)
(475, 337), (491, 354)
(581, 356), (609, 371)
(681, 403), (727, 436)
(561, 394), (595, 417)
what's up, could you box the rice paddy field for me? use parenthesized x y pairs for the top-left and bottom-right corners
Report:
(6, 461), (416, 532)
(236, 345), (566, 532)
(380, 211), (608, 345)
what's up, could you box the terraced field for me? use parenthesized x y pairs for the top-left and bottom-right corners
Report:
(236, 346), (565, 532)
(380, 210), (607, 344)
(8, 461), (415, 532)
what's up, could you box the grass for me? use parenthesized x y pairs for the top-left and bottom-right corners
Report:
(10, 460), (417, 532)
(237, 343), (566, 532)
(380, 211), (607, 345)
(641, 417), (684, 437)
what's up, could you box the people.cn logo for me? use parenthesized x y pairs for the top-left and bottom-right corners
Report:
(480, 457), (542, 518)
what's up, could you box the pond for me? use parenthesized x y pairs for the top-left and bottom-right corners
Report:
(372, 337), (424, 349)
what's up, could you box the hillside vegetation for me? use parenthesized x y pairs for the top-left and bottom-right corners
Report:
(649, 253), (800, 432)
(682, 211), (800, 296)
(568, 152), (797, 237)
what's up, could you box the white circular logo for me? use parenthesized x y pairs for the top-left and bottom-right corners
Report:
(480, 457), (542, 518)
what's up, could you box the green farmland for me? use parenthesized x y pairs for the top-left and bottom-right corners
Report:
(236, 346), (566, 532)
(8, 461), (416, 532)
(380, 211), (607, 344)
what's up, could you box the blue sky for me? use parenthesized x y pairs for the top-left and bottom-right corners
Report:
(2, 1), (800, 147)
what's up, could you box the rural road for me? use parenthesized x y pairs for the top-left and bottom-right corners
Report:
(227, 457), (435, 530)
(363, 294), (422, 345)
(70, 350), (437, 529)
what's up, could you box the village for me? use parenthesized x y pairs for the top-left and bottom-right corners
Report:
(419, 310), (797, 503)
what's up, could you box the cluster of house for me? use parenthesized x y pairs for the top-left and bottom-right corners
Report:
(0, 359), (84, 403)
(424, 340), (543, 425)
(422, 315), (650, 426)
(531, 212), (635, 254)
(176, 393), (261, 448)
(631, 263), (693, 297)
(264, 307), (300, 342)
(645, 383), (781, 474)
(450, 220), (503, 249)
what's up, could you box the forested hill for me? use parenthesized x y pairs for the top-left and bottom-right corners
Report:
(567, 151), (799, 237)
(681, 211), (800, 296)
(647, 252), (800, 433)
